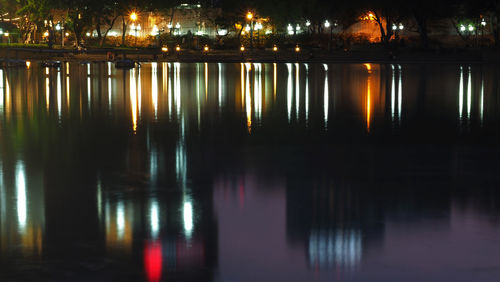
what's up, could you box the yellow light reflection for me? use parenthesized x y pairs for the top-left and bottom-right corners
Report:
(130, 68), (138, 133)
(152, 62), (158, 120)
(245, 63), (252, 133)
(241, 63), (245, 110)
(66, 76), (70, 110)
(205, 62), (208, 100)
(218, 63), (223, 110)
(273, 63), (277, 101)
(366, 65), (372, 132)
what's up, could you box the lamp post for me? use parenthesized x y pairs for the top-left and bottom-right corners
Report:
(246, 12), (254, 49)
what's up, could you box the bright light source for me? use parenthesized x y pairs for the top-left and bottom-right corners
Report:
(43, 31), (49, 37)
(161, 46), (168, 52)
(324, 20), (331, 28)
(265, 29), (272, 34)
(151, 25), (159, 36)
(399, 24), (404, 30)
(204, 45), (209, 52)
(183, 201), (193, 236)
(26, 61), (31, 68)
(4, 32), (9, 37)
(86, 32), (91, 36)
(255, 22), (263, 30)
(246, 12), (253, 20)
(130, 12), (138, 22)
(175, 22), (180, 29)
(273, 45), (278, 52)
(460, 25), (466, 32)
(295, 45), (300, 52)
(481, 19), (487, 26)
(167, 23), (173, 29)
(175, 45), (181, 51)
(468, 25), (474, 31)
(65, 32), (69, 36)
(218, 29), (228, 36)
(392, 24), (397, 30)
(306, 20), (311, 27)
(240, 45), (245, 52)
(287, 24), (293, 31)
(245, 24), (251, 32)
(0, 29), (3, 35)
(55, 24), (61, 31)
(296, 24), (301, 31)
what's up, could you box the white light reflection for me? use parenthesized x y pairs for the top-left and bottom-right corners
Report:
(304, 64), (309, 125)
(152, 62), (158, 120)
(254, 63), (262, 123)
(16, 161), (27, 230)
(459, 66), (464, 120)
(116, 201), (125, 239)
(398, 65), (402, 125)
(308, 229), (362, 270)
(286, 63), (293, 123)
(87, 64), (91, 111)
(150, 200), (160, 239)
(323, 64), (329, 128)
(138, 67), (142, 120)
(467, 66), (472, 119)
(391, 65), (395, 122)
(174, 63), (181, 118)
(0, 69), (3, 114)
(108, 62), (112, 112)
(218, 63), (223, 111)
(183, 200), (193, 237)
(196, 64), (201, 128)
(480, 76), (484, 126)
(295, 63), (300, 120)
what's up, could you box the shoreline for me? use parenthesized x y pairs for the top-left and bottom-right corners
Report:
(1, 47), (499, 64)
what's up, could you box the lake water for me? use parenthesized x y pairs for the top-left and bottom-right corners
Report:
(1, 62), (500, 281)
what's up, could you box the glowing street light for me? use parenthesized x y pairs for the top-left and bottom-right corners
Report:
(130, 12), (138, 22)
(306, 20), (311, 27)
(468, 25), (475, 31)
(324, 20), (331, 28)
(246, 12), (253, 20)
(295, 45), (301, 53)
(481, 19), (487, 26)
(240, 45), (245, 52)
(273, 45), (278, 52)
(460, 25), (466, 32)
(203, 44), (209, 52)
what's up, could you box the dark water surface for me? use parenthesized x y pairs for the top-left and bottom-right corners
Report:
(1, 62), (500, 281)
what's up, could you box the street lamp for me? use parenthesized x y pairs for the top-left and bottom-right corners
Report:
(130, 12), (138, 46)
(246, 11), (255, 49)
(325, 20), (333, 51)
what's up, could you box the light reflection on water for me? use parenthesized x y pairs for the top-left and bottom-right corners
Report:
(0, 62), (500, 281)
